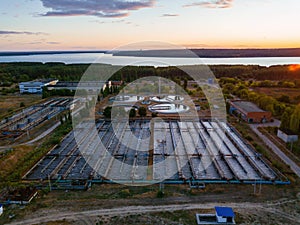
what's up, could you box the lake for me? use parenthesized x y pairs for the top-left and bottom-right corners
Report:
(0, 53), (300, 66)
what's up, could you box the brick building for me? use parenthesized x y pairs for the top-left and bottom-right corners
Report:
(229, 100), (272, 123)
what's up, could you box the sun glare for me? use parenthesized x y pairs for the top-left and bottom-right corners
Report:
(289, 64), (300, 71)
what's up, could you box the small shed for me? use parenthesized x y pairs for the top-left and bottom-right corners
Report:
(215, 206), (235, 223)
(0, 204), (3, 216)
(277, 129), (298, 143)
(196, 206), (236, 224)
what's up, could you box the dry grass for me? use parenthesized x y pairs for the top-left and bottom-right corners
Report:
(0, 94), (42, 119)
(0, 145), (35, 179)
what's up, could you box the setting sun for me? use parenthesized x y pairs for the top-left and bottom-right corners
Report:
(289, 64), (300, 71)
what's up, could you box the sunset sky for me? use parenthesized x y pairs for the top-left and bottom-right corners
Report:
(1, 0), (300, 51)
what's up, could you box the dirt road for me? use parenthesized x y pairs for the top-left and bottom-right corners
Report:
(8, 199), (300, 225)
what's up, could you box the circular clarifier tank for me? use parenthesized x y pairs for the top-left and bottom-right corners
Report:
(148, 103), (189, 114)
(150, 95), (184, 103)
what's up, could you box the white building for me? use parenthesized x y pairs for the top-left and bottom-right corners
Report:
(215, 206), (235, 224)
(277, 129), (298, 143)
(19, 79), (58, 94)
(0, 204), (3, 216)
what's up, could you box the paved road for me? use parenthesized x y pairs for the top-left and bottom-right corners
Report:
(8, 200), (300, 225)
(250, 121), (300, 178)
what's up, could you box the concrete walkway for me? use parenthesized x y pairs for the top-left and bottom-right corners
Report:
(0, 122), (61, 153)
(250, 120), (300, 178)
(1, 105), (85, 149)
(26, 121), (61, 144)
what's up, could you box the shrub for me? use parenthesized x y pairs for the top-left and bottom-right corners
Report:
(157, 190), (164, 198)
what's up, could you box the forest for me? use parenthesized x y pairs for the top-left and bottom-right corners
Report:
(0, 62), (300, 87)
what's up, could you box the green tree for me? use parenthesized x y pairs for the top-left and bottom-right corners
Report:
(237, 89), (249, 100)
(138, 106), (147, 117)
(290, 105), (300, 132)
(151, 112), (158, 117)
(257, 95), (275, 113)
(222, 83), (235, 95)
(129, 108), (136, 117)
(248, 91), (259, 102)
(60, 116), (64, 124)
(277, 95), (290, 104)
(280, 107), (293, 130)
(274, 102), (286, 116)
(42, 87), (50, 99)
(103, 106), (112, 118)
(183, 79), (188, 90)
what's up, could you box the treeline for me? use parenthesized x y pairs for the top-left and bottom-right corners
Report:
(1, 63), (300, 87)
(0, 62), (89, 86)
(209, 65), (300, 80)
(42, 87), (76, 98)
(42, 85), (120, 99)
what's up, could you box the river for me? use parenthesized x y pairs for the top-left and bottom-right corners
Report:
(0, 53), (300, 66)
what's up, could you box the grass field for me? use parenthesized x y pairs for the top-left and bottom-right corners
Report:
(0, 121), (73, 187)
(0, 94), (42, 120)
(0, 182), (299, 224)
(252, 87), (300, 104)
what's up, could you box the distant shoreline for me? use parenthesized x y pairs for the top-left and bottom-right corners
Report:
(0, 50), (107, 57)
(112, 48), (300, 58)
(1, 48), (300, 58)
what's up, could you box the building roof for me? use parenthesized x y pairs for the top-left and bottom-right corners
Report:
(48, 81), (107, 88)
(279, 128), (298, 136)
(230, 101), (266, 113)
(215, 206), (235, 217)
(19, 79), (58, 85)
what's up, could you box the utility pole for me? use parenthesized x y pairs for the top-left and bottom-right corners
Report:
(290, 141), (294, 152)
(259, 180), (262, 195)
(158, 77), (161, 95)
(159, 182), (164, 193)
(48, 174), (52, 192)
(27, 130), (30, 139)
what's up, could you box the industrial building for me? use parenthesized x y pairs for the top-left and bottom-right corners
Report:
(0, 98), (73, 140)
(19, 79), (58, 94)
(24, 119), (288, 187)
(229, 100), (272, 123)
(47, 81), (111, 94)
